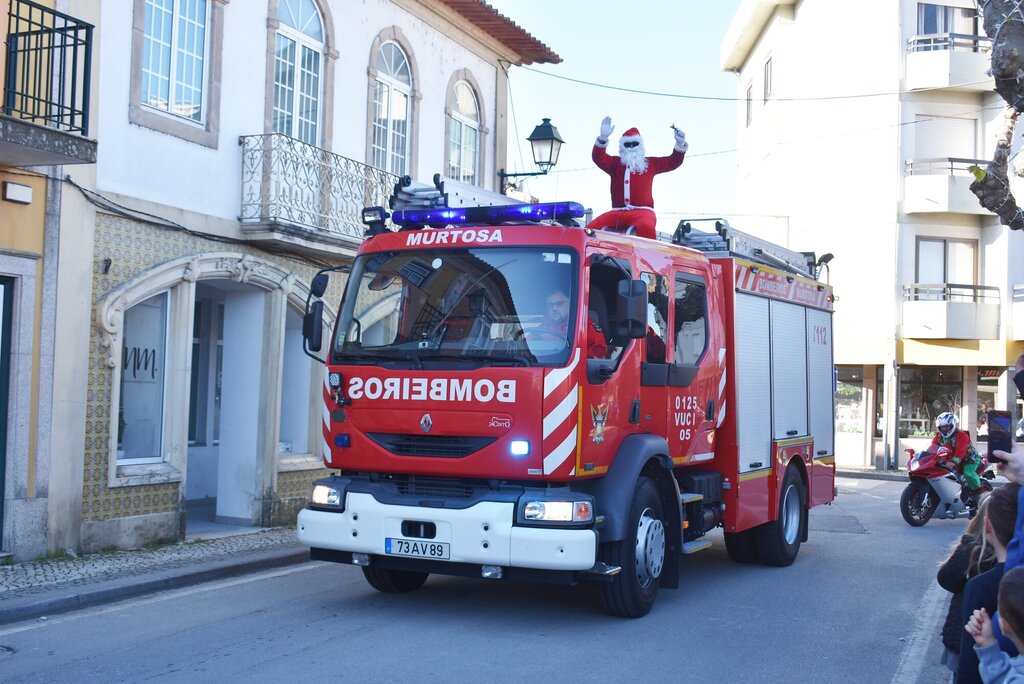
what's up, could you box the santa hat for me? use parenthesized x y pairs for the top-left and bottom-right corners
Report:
(620, 127), (642, 144)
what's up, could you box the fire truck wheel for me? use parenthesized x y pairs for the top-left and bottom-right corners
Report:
(600, 476), (665, 618)
(723, 528), (760, 564)
(754, 466), (805, 567)
(361, 566), (429, 593)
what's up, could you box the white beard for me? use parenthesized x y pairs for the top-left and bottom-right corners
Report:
(620, 144), (648, 174)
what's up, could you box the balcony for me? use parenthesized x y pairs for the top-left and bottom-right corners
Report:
(239, 133), (397, 255)
(0, 0), (95, 166)
(1013, 285), (1024, 340)
(905, 33), (993, 93)
(901, 283), (999, 340)
(903, 158), (991, 215)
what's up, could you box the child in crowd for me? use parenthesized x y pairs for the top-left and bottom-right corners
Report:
(958, 483), (1022, 684)
(939, 495), (997, 678)
(965, 568), (1024, 682)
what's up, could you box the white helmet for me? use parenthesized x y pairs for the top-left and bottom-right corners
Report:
(936, 412), (958, 438)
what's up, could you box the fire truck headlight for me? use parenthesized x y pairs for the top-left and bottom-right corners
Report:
(522, 500), (593, 523)
(510, 440), (530, 457)
(311, 484), (341, 507)
(328, 372), (342, 389)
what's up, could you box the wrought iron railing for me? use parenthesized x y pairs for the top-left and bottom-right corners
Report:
(907, 32), (991, 53)
(4, 0), (93, 135)
(904, 157), (988, 176)
(239, 133), (398, 241)
(903, 283), (999, 303)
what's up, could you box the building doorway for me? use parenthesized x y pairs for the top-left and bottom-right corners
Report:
(0, 278), (13, 548)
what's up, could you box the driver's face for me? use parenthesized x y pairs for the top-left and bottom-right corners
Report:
(546, 292), (569, 325)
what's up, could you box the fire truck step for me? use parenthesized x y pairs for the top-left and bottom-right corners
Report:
(582, 562), (621, 577)
(682, 539), (713, 555)
(680, 492), (704, 504)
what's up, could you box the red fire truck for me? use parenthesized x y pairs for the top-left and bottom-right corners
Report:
(297, 190), (835, 617)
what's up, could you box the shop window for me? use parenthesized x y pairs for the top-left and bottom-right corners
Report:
(874, 365), (884, 438)
(118, 292), (169, 463)
(836, 366), (864, 434)
(898, 366), (962, 438)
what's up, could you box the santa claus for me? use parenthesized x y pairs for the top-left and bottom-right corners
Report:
(589, 116), (687, 239)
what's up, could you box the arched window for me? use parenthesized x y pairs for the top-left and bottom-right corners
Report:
(273, 0), (324, 145)
(448, 81), (479, 184)
(372, 42), (412, 175)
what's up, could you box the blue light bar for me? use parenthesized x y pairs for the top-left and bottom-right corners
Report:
(391, 201), (585, 228)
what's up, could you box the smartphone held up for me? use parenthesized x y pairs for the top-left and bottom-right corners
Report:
(987, 410), (1013, 464)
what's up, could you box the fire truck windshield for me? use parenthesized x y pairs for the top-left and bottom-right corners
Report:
(332, 247), (579, 368)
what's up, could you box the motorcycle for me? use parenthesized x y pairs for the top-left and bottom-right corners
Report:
(900, 446), (993, 526)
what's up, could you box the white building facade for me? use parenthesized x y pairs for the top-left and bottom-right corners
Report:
(12, 0), (558, 560)
(721, 0), (1024, 469)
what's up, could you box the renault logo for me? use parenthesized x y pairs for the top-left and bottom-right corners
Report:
(420, 413), (433, 433)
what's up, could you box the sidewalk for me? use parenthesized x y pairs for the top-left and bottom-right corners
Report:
(0, 526), (308, 625)
(0, 468), (912, 626)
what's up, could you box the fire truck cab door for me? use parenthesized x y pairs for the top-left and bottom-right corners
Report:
(664, 265), (723, 464)
(577, 249), (641, 474)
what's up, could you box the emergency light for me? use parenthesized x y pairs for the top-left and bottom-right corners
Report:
(391, 201), (585, 228)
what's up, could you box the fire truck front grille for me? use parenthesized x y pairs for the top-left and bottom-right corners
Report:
(392, 476), (476, 499)
(366, 433), (495, 458)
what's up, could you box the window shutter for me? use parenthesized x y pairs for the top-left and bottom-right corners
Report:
(914, 115), (976, 159)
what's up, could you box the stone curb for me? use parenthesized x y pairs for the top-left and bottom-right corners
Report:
(836, 469), (906, 482)
(0, 545), (309, 626)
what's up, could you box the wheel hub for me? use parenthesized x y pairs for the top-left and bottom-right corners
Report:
(634, 508), (665, 588)
(781, 484), (801, 545)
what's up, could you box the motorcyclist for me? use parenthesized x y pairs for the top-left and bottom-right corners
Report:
(928, 412), (984, 514)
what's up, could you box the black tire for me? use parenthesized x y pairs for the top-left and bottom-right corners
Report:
(600, 476), (666, 618)
(362, 566), (429, 593)
(900, 479), (937, 527)
(755, 466), (806, 567)
(724, 528), (760, 564)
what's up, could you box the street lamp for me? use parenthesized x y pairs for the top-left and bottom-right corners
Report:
(498, 118), (564, 195)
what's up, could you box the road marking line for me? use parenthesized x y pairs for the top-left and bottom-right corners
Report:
(0, 562), (321, 637)
(890, 577), (947, 684)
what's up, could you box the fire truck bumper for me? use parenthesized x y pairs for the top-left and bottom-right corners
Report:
(297, 492), (597, 571)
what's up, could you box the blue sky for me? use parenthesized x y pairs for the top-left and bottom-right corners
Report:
(486, 0), (743, 219)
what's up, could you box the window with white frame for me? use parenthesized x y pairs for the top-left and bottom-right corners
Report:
(141, 0), (209, 122)
(917, 3), (976, 36)
(119, 292), (169, 463)
(916, 237), (977, 298)
(448, 81), (480, 184)
(272, 0), (324, 145)
(745, 83), (752, 127)
(373, 42), (412, 175)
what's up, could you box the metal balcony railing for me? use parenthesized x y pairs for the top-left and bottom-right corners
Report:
(903, 283), (999, 303)
(4, 0), (93, 136)
(907, 32), (991, 53)
(240, 133), (398, 241)
(904, 158), (988, 176)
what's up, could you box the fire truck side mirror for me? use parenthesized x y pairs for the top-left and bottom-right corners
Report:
(310, 273), (329, 298)
(303, 300), (325, 353)
(616, 279), (648, 339)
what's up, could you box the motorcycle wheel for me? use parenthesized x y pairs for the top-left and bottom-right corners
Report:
(900, 479), (938, 526)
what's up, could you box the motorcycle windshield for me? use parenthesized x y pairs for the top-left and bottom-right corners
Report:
(332, 246), (579, 369)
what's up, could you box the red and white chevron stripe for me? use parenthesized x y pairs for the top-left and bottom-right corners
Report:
(542, 348), (581, 476)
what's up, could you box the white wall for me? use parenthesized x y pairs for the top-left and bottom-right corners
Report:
(95, 0), (508, 218)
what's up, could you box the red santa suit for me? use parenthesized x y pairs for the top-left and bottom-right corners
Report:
(589, 127), (686, 239)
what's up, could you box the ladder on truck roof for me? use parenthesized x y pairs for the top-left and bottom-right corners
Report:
(663, 218), (817, 279)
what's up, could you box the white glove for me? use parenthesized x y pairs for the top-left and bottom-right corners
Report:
(674, 127), (688, 153)
(598, 116), (614, 145)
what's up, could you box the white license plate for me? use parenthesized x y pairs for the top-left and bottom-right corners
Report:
(385, 537), (450, 560)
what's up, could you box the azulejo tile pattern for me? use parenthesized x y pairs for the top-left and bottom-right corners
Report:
(85, 213), (336, 523)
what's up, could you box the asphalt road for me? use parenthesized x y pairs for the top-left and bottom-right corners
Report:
(0, 477), (966, 683)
